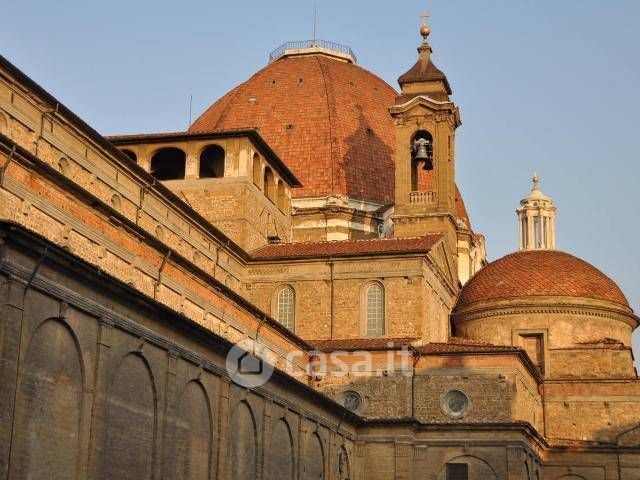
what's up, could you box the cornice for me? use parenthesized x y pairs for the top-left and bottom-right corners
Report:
(453, 297), (638, 329)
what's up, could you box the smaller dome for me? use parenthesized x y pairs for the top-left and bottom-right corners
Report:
(456, 250), (629, 308)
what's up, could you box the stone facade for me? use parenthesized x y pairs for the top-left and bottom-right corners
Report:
(0, 17), (639, 480)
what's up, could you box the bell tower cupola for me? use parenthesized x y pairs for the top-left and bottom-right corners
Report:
(517, 173), (557, 250)
(390, 14), (461, 252)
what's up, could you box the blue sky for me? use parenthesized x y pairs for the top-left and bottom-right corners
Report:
(2, 0), (639, 366)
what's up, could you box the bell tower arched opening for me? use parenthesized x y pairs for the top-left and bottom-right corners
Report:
(411, 130), (434, 191)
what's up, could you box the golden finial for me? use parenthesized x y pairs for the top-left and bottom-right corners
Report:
(420, 11), (431, 40)
(532, 172), (540, 190)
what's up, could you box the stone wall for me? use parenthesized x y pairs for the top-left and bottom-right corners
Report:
(245, 256), (455, 342)
(0, 227), (357, 479)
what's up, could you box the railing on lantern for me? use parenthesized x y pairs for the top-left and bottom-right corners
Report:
(268, 40), (357, 63)
(409, 191), (438, 205)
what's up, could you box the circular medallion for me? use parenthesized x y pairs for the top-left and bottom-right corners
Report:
(441, 390), (470, 419)
(342, 390), (363, 413)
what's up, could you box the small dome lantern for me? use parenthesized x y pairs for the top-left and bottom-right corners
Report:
(517, 173), (557, 250)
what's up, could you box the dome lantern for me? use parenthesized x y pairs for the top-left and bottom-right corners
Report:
(517, 173), (557, 251)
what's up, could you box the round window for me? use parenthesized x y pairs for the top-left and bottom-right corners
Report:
(441, 390), (470, 419)
(342, 390), (363, 413)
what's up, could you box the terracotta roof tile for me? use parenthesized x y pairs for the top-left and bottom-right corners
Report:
(415, 339), (521, 354)
(309, 337), (521, 354)
(251, 234), (443, 260)
(311, 337), (417, 351)
(456, 250), (629, 307)
(189, 55), (398, 203)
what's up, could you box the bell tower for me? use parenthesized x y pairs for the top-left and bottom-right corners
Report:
(390, 15), (461, 251)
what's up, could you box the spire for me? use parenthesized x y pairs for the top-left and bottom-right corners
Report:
(517, 173), (557, 251)
(397, 12), (452, 98)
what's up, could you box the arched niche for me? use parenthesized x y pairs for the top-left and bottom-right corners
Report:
(252, 153), (262, 186)
(263, 167), (276, 202)
(335, 445), (351, 480)
(104, 353), (156, 479)
(199, 145), (225, 178)
(111, 194), (122, 212)
(437, 455), (497, 480)
(10, 318), (84, 478)
(302, 432), (325, 480)
(277, 181), (287, 212)
(265, 418), (294, 480)
(170, 381), (212, 479)
(150, 147), (186, 180)
(228, 401), (257, 480)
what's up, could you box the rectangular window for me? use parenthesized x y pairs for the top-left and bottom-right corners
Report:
(446, 463), (468, 480)
(520, 333), (545, 374)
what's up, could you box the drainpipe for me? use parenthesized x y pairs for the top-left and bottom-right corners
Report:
(0, 145), (16, 186)
(255, 315), (267, 346)
(154, 250), (171, 299)
(135, 181), (154, 225)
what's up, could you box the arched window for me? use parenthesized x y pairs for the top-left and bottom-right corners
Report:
(263, 167), (276, 202)
(150, 147), (186, 180)
(276, 286), (295, 330)
(199, 145), (225, 178)
(365, 283), (385, 336)
(121, 149), (137, 162)
(252, 153), (262, 186)
(277, 181), (287, 212)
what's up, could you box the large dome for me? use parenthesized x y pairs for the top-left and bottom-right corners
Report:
(456, 250), (629, 308)
(189, 52), (398, 203)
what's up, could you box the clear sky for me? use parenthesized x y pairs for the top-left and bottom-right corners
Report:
(2, 0), (639, 366)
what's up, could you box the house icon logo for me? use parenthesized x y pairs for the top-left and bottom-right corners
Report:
(226, 339), (273, 388)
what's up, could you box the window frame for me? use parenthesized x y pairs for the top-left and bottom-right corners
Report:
(273, 285), (296, 331)
(362, 281), (386, 337)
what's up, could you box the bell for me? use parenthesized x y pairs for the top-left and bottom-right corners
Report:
(413, 138), (433, 171)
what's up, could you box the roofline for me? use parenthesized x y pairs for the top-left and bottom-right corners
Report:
(0, 54), (253, 262)
(250, 248), (439, 262)
(413, 346), (544, 383)
(0, 218), (313, 353)
(310, 338), (418, 352)
(108, 129), (302, 188)
(360, 419), (549, 447)
(0, 133), (316, 349)
(250, 235), (445, 262)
